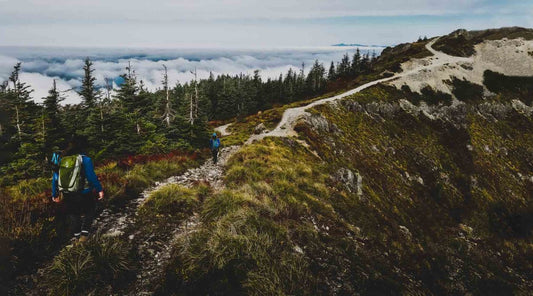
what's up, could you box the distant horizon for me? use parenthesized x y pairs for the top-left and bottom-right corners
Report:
(0, 45), (383, 105)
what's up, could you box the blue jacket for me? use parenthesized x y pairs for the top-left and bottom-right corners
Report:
(209, 138), (220, 150)
(52, 155), (103, 197)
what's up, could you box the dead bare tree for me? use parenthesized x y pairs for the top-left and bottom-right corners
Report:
(189, 68), (198, 125)
(10, 78), (23, 142)
(161, 65), (175, 127)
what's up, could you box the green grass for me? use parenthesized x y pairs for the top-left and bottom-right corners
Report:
(137, 183), (205, 234)
(484, 70), (533, 105)
(42, 234), (132, 295)
(219, 92), (349, 146)
(159, 138), (340, 295)
(374, 39), (433, 73)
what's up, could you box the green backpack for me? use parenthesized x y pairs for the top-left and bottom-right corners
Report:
(58, 155), (84, 193)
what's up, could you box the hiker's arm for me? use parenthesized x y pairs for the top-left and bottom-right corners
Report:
(51, 171), (60, 202)
(51, 171), (58, 196)
(83, 156), (103, 196)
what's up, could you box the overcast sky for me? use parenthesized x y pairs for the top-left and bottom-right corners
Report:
(1, 0), (532, 47)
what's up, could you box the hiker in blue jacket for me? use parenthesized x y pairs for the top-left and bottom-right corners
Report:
(51, 135), (104, 243)
(209, 132), (221, 164)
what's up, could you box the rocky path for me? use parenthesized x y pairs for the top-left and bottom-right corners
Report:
(94, 146), (239, 237)
(246, 38), (468, 144)
(93, 145), (240, 295)
(215, 122), (233, 136)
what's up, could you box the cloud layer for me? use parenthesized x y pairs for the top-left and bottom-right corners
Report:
(0, 46), (380, 104)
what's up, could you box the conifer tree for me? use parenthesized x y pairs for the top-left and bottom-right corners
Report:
(306, 60), (326, 93)
(8, 63), (34, 143)
(43, 80), (64, 150)
(338, 53), (351, 77)
(79, 58), (98, 109)
(361, 52), (371, 73)
(328, 61), (336, 80)
(351, 48), (361, 76)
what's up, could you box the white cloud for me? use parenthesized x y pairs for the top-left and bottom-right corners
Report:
(1, 46), (380, 104)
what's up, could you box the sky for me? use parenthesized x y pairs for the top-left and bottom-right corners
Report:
(0, 0), (531, 47)
(0, 0), (532, 104)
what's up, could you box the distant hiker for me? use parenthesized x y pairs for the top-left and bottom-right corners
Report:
(51, 135), (104, 243)
(210, 132), (221, 164)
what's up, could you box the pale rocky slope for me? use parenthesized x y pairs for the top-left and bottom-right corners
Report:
(389, 37), (533, 97)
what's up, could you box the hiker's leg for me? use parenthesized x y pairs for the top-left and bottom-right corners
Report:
(65, 194), (82, 239)
(80, 193), (97, 239)
(70, 214), (82, 240)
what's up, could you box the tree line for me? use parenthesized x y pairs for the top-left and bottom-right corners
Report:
(0, 49), (376, 185)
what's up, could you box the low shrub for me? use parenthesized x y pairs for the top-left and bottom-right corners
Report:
(42, 234), (132, 295)
(140, 184), (199, 219)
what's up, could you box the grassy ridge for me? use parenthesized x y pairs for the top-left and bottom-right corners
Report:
(159, 138), (343, 295)
(40, 182), (211, 295)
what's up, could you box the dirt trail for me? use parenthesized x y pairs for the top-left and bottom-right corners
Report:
(95, 146), (239, 237)
(215, 122), (232, 136)
(246, 38), (470, 144)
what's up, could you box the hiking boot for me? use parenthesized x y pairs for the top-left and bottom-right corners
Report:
(66, 236), (79, 248)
